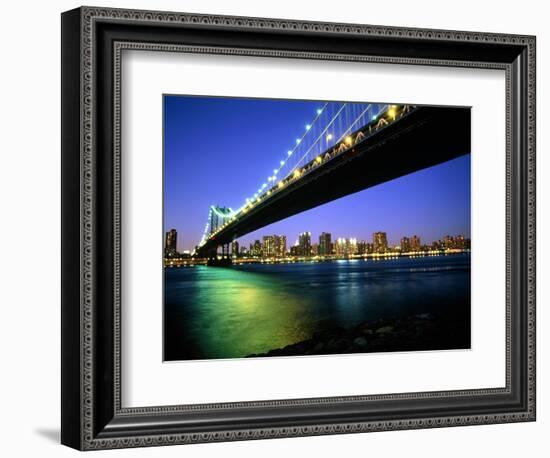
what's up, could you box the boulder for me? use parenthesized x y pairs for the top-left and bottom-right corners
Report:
(376, 325), (394, 334)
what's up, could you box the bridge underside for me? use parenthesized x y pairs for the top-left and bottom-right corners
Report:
(197, 106), (470, 257)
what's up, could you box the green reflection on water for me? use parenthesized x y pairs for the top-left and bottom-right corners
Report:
(166, 255), (471, 360)
(182, 266), (315, 359)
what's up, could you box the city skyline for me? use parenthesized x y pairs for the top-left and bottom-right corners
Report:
(164, 226), (470, 258)
(164, 96), (471, 252)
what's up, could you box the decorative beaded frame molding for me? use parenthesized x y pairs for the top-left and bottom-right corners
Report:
(61, 6), (536, 451)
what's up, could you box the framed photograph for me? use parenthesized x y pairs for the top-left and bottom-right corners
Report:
(61, 6), (536, 450)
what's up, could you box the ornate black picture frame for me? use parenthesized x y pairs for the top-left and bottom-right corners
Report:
(61, 6), (536, 450)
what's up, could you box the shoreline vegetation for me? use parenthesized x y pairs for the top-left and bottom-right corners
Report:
(164, 249), (470, 268)
(245, 312), (470, 358)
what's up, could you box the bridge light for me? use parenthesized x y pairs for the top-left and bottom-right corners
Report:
(287, 150), (293, 156)
(305, 124), (311, 131)
(273, 169), (278, 175)
(293, 169), (301, 179)
(316, 108), (323, 115)
(280, 160), (285, 166)
(278, 181), (284, 189)
(388, 107), (396, 119)
(296, 138), (301, 144)
(326, 134), (333, 141)
(345, 136), (353, 145)
(315, 156), (322, 164)
(372, 115), (377, 121)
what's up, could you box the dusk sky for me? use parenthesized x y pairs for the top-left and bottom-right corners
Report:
(164, 95), (471, 252)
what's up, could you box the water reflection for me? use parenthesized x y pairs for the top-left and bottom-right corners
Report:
(164, 254), (470, 361)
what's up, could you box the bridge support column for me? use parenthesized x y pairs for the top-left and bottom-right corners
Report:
(205, 244), (233, 267)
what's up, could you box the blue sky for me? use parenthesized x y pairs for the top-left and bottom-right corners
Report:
(164, 95), (470, 251)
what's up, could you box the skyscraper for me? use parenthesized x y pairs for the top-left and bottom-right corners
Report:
(400, 236), (411, 253)
(335, 238), (347, 256)
(335, 237), (358, 256)
(276, 235), (287, 257)
(262, 235), (286, 258)
(262, 236), (275, 257)
(311, 243), (319, 256)
(251, 240), (262, 257)
(444, 235), (454, 249)
(231, 240), (239, 257)
(373, 231), (388, 253)
(411, 235), (421, 252)
(298, 232), (312, 256)
(348, 238), (358, 255)
(165, 229), (177, 257)
(319, 232), (332, 256)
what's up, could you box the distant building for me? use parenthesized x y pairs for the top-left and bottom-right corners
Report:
(165, 229), (177, 257)
(290, 241), (301, 256)
(335, 237), (357, 256)
(240, 246), (249, 257)
(455, 235), (466, 249)
(348, 238), (358, 255)
(298, 232), (312, 256)
(277, 235), (287, 257)
(318, 232), (332, 256)
(231, 241), (239, 257)
(372, 231), (388, 253)
(311, 243), (319, 256)
(411, 235), (421, 252)
(357, 241), (367, 255)
(335, 238), (346, 256)
(262, 236), (276, 257)
(250, 240), (262, 257)
(262, 235), (286, 258)
(400, 236), (411, 253)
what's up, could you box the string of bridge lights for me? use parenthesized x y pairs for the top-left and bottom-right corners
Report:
(239, 103), (329, 214)
(238, 102), (393, 214)
(197, 103), (400, 249)
(198, 103), (330, 248)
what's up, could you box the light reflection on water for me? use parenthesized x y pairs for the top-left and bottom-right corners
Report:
(164, 254), (470, 361)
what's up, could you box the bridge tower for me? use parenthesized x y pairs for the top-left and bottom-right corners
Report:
(209, 206), (232, 235)
(205, 205), (234, 266)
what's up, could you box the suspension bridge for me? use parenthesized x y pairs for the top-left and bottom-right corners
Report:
(193, 102), (470, 264)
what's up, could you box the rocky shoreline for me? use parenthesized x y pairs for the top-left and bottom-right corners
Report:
(246, 312), (469, 358)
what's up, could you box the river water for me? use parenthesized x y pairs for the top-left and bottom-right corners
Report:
(164, 253), (470, 361)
